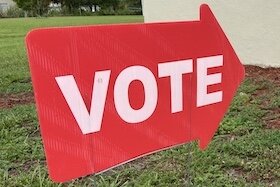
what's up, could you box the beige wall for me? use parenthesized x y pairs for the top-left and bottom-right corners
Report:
(142, 0), (280, 67)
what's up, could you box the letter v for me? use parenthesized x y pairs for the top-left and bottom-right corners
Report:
(55, 70), (111, 134)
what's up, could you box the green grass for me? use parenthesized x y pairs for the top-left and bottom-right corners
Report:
(0, 16), (279, 186)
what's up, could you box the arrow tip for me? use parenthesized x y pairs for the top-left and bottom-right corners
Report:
(196, 4), (245, 151)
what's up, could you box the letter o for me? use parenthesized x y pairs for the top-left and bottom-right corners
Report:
(114, 66), (158, 123)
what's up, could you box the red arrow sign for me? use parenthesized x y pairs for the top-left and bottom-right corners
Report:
(26, 4), (244, 182)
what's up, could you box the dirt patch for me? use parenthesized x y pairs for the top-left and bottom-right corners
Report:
(264, 109), (280, 130)
(8, 160), (45, 176)
(8, 160), (35, 176)
(245, 65), (280, 86)
(266, 119), (280, 129)
(245, 65), (280, 129)
(0, 92), (34, 109)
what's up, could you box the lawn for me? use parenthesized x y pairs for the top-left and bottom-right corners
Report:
(0, 16), (279, 187)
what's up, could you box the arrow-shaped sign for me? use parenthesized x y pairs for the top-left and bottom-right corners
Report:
(26, 4), (244, 182)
